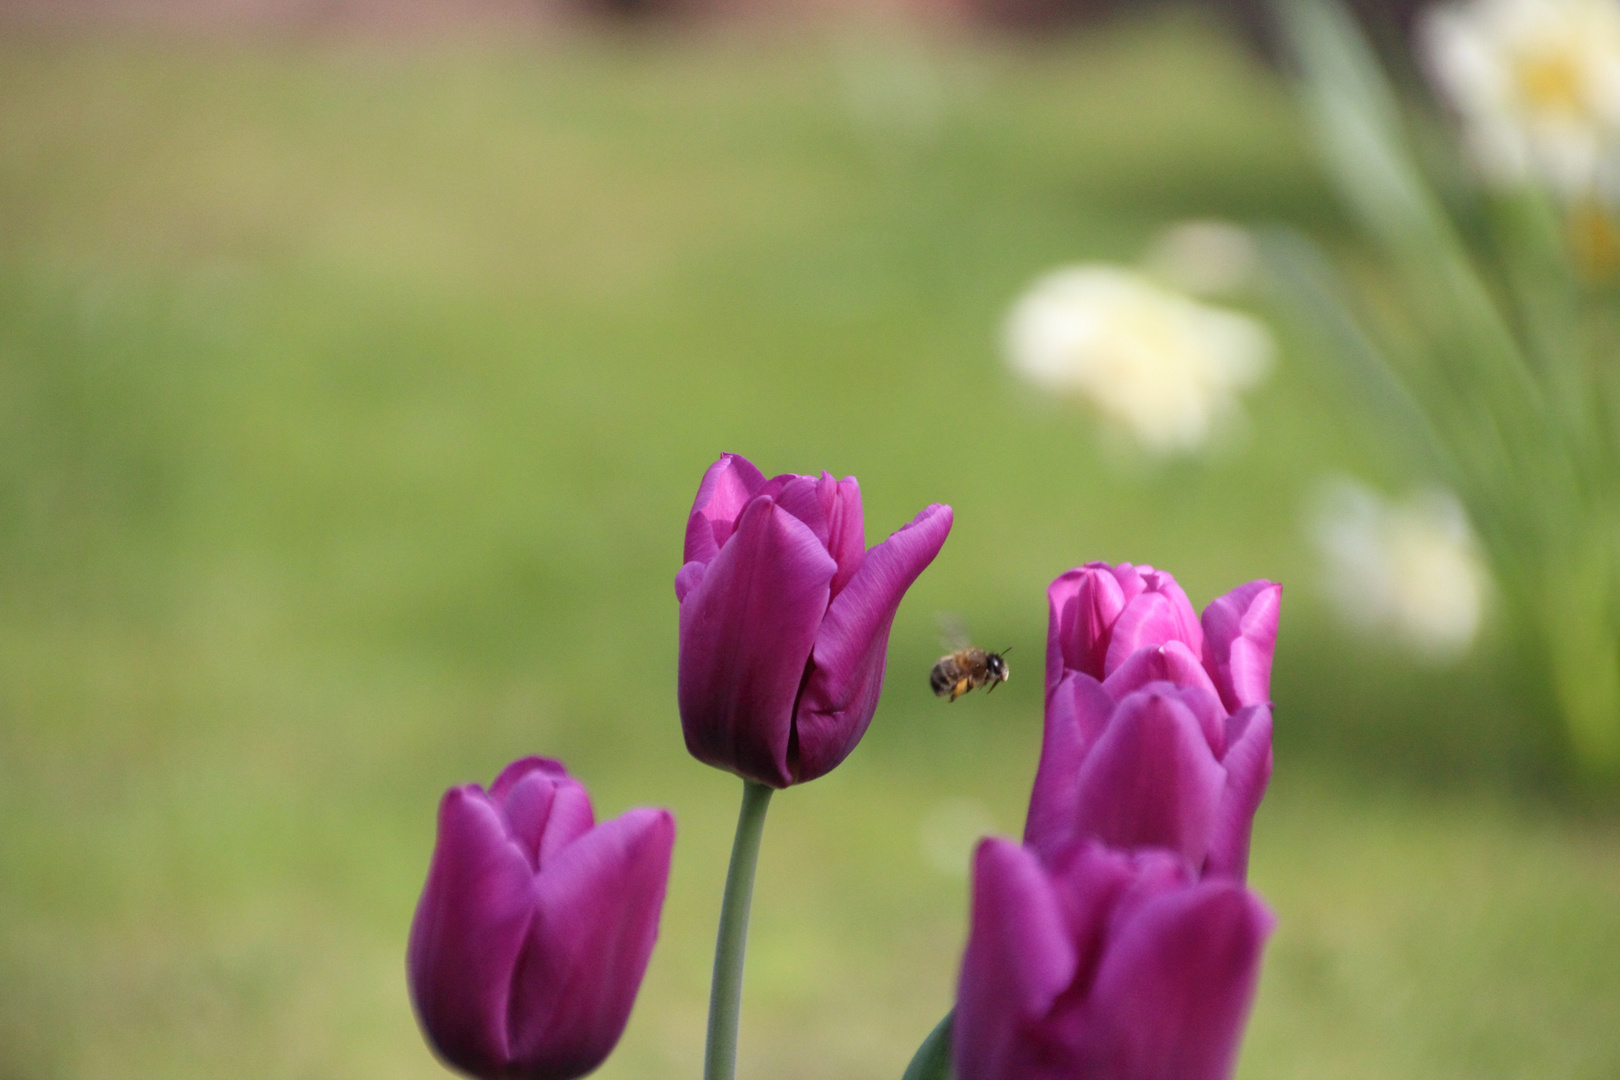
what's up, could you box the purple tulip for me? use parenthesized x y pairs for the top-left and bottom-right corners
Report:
(1025, 681), (1273, 879)
(676, 452), (953, 788)
(407, 758), (675, 1080)
(1028, 564), (1280, 879)
(1044, 563), (1280, 715)
(955, 837), (1273, 1080)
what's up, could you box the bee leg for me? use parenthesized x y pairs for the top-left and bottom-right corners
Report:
(951, 678), (969, 702)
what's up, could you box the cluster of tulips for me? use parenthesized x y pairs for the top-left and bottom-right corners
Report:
(405, 452), (1282, 1080)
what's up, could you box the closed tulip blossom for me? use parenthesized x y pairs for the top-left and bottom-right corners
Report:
(955, 838), (1273, 1080)
(407, 758), (675, 1080)
(676, 452), (952, 788)
(1027, 563), (1280, 878)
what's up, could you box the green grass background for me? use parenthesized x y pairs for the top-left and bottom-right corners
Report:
(1, 10), (1617, 1079)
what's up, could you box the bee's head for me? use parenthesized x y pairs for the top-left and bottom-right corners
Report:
(987, 653), (1010, 681)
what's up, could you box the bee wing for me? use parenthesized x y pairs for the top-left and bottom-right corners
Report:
(936, 611), (972, 651)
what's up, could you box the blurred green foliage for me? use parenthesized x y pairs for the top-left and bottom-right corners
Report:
(0, 10), (1615, 1079)
(1274, 0), (1620, 780)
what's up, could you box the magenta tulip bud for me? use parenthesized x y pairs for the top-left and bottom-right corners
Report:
(1026, 681), (1273, 878)
(1045, 562), (1204, 689)
(407, 758), (675, 1080)
(1045, 562), (1280, 714)
(676, 453), (953, 788)
(1030, 564), (1281, 879)
(955, 838), (1273, 1080)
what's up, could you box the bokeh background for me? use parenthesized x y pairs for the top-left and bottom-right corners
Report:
(2, 1), (1618, 1077)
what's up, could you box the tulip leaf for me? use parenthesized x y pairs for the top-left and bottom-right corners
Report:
(900, 1011), (954, 1080)
(1256, 226), (1451, 483)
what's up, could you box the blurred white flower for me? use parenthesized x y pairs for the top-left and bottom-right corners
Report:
(1142, 219), (1260, 297)
(1420, 0), (1620, 199)
(1003, 265), (1273, 455)
(1311, 478), (1491, 661)
(918, 798), (995, 877)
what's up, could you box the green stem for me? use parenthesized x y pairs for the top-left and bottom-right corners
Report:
(704, 779), (774, 1080)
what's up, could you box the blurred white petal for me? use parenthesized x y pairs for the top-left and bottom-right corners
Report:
(1312, 477), (1491, 661)
(1419, 0), (1620, 198)
(1003, 264), (1274, 455)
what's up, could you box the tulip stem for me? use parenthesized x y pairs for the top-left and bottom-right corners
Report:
(704, 779), (774, 1080)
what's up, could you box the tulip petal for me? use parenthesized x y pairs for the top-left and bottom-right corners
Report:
(792, 503), (952, 783)
(499, 771), (560, 870)
(1047, 565), (1126, 690)
(674, 561), (705, 604)
(765, 473), (867, 599)
(490, 761), (598, 870)
(1201, 581), (1281, 713)
(408, 788), (537, 1078)
(537, 780), (597, 867)
(1108, 672), (1227, 759)
(1140, 569), (1201, 637)
(683, 453), (767, 565)
(490, 757), (570, 799)
(508, 808), (676, 1080)
(1079, 881), (1274, 1080)
(821, 473), (866, 599)
(1110, 562), (1150, 603)
(956, 839), (1077, 1080)
(1024, 672), (1116, 862)
(1101, 641), (1224, 725)
(768, 474), (831, 549)
(1205, 706), (1273, 881)
(1070, 690), (1226, 869)
(1044, 842), (1158, 997)
(678, 495), (836, 787)
(1104, 585), (1204, 676)
(1045, 569), (1085, 686)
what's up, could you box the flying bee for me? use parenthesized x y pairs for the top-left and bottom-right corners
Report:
(929, 616), (1011, 702)
(930, 646), (1011, 702)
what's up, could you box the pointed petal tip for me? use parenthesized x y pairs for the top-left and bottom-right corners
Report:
(1069, 688), (1227, 866)
(684, 453), (770, 563)
(618, 805), (677, 848)
(490, 757), (569, 797)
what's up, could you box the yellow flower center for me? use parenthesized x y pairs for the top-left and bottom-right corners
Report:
(1516, 49), (1586, 114)
(1568, 199), (1620, 280)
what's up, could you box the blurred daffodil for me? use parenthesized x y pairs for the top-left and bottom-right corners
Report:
(1420, 0), (1620, 199)
(1003, 265), (1273, 455)
(1311, 478), (1491, 661)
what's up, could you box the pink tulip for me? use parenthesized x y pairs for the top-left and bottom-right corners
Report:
(676, 452), (952, 787)
(1028, 564), (1280, 879)
(407, 758), (674, 1080)
(956, 838), (1273, 1080)
(1045, 563), (1279, 714)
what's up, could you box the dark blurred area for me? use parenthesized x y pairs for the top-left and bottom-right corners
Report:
(0, 0), (1429, 36)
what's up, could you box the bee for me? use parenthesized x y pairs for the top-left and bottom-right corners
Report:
(930, 646), (1011, 701)
(930, 617), (1011, 702)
